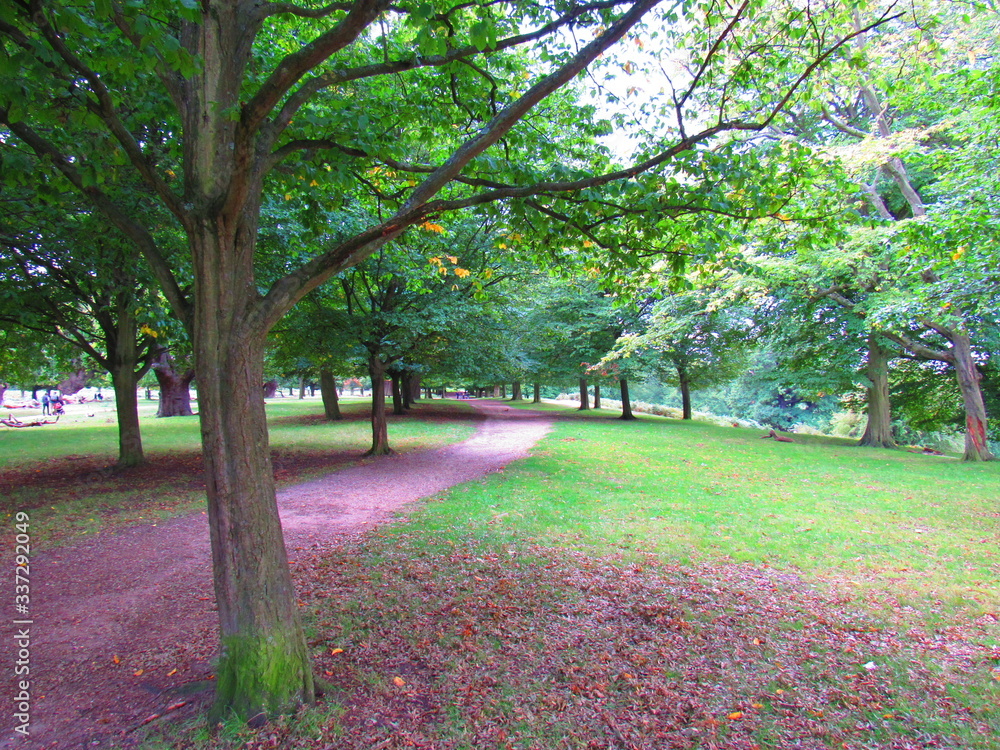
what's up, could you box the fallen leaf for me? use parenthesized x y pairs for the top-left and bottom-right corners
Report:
(728, 711), (744, 720)
(133, 669), (144, 677)
(393, 676), (406, 687)
(166, 701), (187, 711)
(331, 648), (344, 655)
(112, 655), (120, 664)
(166, 668), (177, 677)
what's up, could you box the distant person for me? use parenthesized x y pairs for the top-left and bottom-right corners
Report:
(41, 392), (50, 415)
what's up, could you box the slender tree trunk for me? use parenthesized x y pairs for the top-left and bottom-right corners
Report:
(409, 373), (421, 402)
(679, 372), (692, 420)
(109, 305), (144, 467)
(859, 332), (894, 448)
(511, 380), (522, 401)
(401, 371), (413, 410)
(619, 378), (635, 420)
(298, 375), (306, 399)
(153, 351), (195, 417)
(532, 382), (541, 403)
(390, 371), (405, 415)
(319, 369), (342, 420)
(368, 357), (391, 455)
(593, 383), (601, 409)
(262, 379), (278, 398)
(952, 333), (995, 461)
(110, 360), (144, 467)
(578, 378), (590, 410)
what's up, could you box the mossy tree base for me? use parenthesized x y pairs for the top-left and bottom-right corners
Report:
(210, 632), (315, 722)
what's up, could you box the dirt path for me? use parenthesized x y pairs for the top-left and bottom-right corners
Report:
(1, 401), (551, 749)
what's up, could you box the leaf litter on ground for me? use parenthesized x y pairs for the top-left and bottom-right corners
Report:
(168, 533), (998, 750)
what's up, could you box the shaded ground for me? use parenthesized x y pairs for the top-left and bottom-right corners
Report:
(0, 401), (551, 749)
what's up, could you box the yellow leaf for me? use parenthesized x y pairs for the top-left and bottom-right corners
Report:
(134, 669), (144, 677)
(284, 193), (292, 201)
(751, 702), (764, 709)
(447, 255), (458, 264)
(497, 242), (507, 249)
(393, 676), (406, 687)
(310, 179), (319, 187)
(331, 648), (344, 655)
(113, 655), (120, 664)
(166, 668), (177, 676)
(140, 324), (158, 338)
(419, 221), (445, 233)
(583, 240), (594, 248)
(728, 711), (744, 720)
(454, 268), (471, 278)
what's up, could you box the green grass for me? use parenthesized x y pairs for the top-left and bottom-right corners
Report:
(404, 405), (1000, 622)
(24, 398), (1000, 749)
(1, 398), (477, 545)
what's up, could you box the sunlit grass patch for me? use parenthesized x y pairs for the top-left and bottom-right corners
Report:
(2, 399), (477, 546)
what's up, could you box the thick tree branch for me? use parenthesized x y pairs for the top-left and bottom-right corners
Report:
(19, 2), (189, 225)
(1, 114), (193, 329)
(265, 0), (636, 143)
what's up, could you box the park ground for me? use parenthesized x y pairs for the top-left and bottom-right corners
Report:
(1, 397), (998, 749)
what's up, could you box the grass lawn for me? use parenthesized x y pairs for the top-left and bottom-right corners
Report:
(135, 402), (1000, 750)
(0, 397), (476, 545)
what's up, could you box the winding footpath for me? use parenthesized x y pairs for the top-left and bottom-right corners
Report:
(1, 401), (552, 749)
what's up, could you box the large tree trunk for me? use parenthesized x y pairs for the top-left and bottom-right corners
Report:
(262, 379), (279, 398)
(619, 378), (635, 420)
(192, 220), (313, 721)
(58, 366), (92, 396)
(532, 382), (541, 403)
(511, 380), (522, 401)
(593, 383), (601, 409)
(859, 331), (894, 448)
(578, 378), (590, 410)
(368, 357), (391, 455)
(153, 350), (195, 417)
(408, 372), (421, 403)
(319, 369), (342, 421)
(953, 333), (995, 461)
(679, 372), (692, 420)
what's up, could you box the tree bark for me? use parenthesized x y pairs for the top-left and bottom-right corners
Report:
(511, 380), (522, 401)
(389, 370), (405, 415)
(408, 373), (421, 402)
(679, 371), (692, 420)
(578, 378), (590, 410)
(593, 383), (601, 409)
(319, 369), (342, 420)
(532, 382), (541, 403)
(367, 357), (391, 455)
(298, 374), (306, 399)
(153, 350), (195, 417)
(194, 318), (312, 721)
(952, 333), (995, 461)
(859, 331), (895, 448)
(57, 367), (92, 396)
(109, 360), (144, 467)
(619, 378), (635, 420)
(262, 379), (278, 398)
